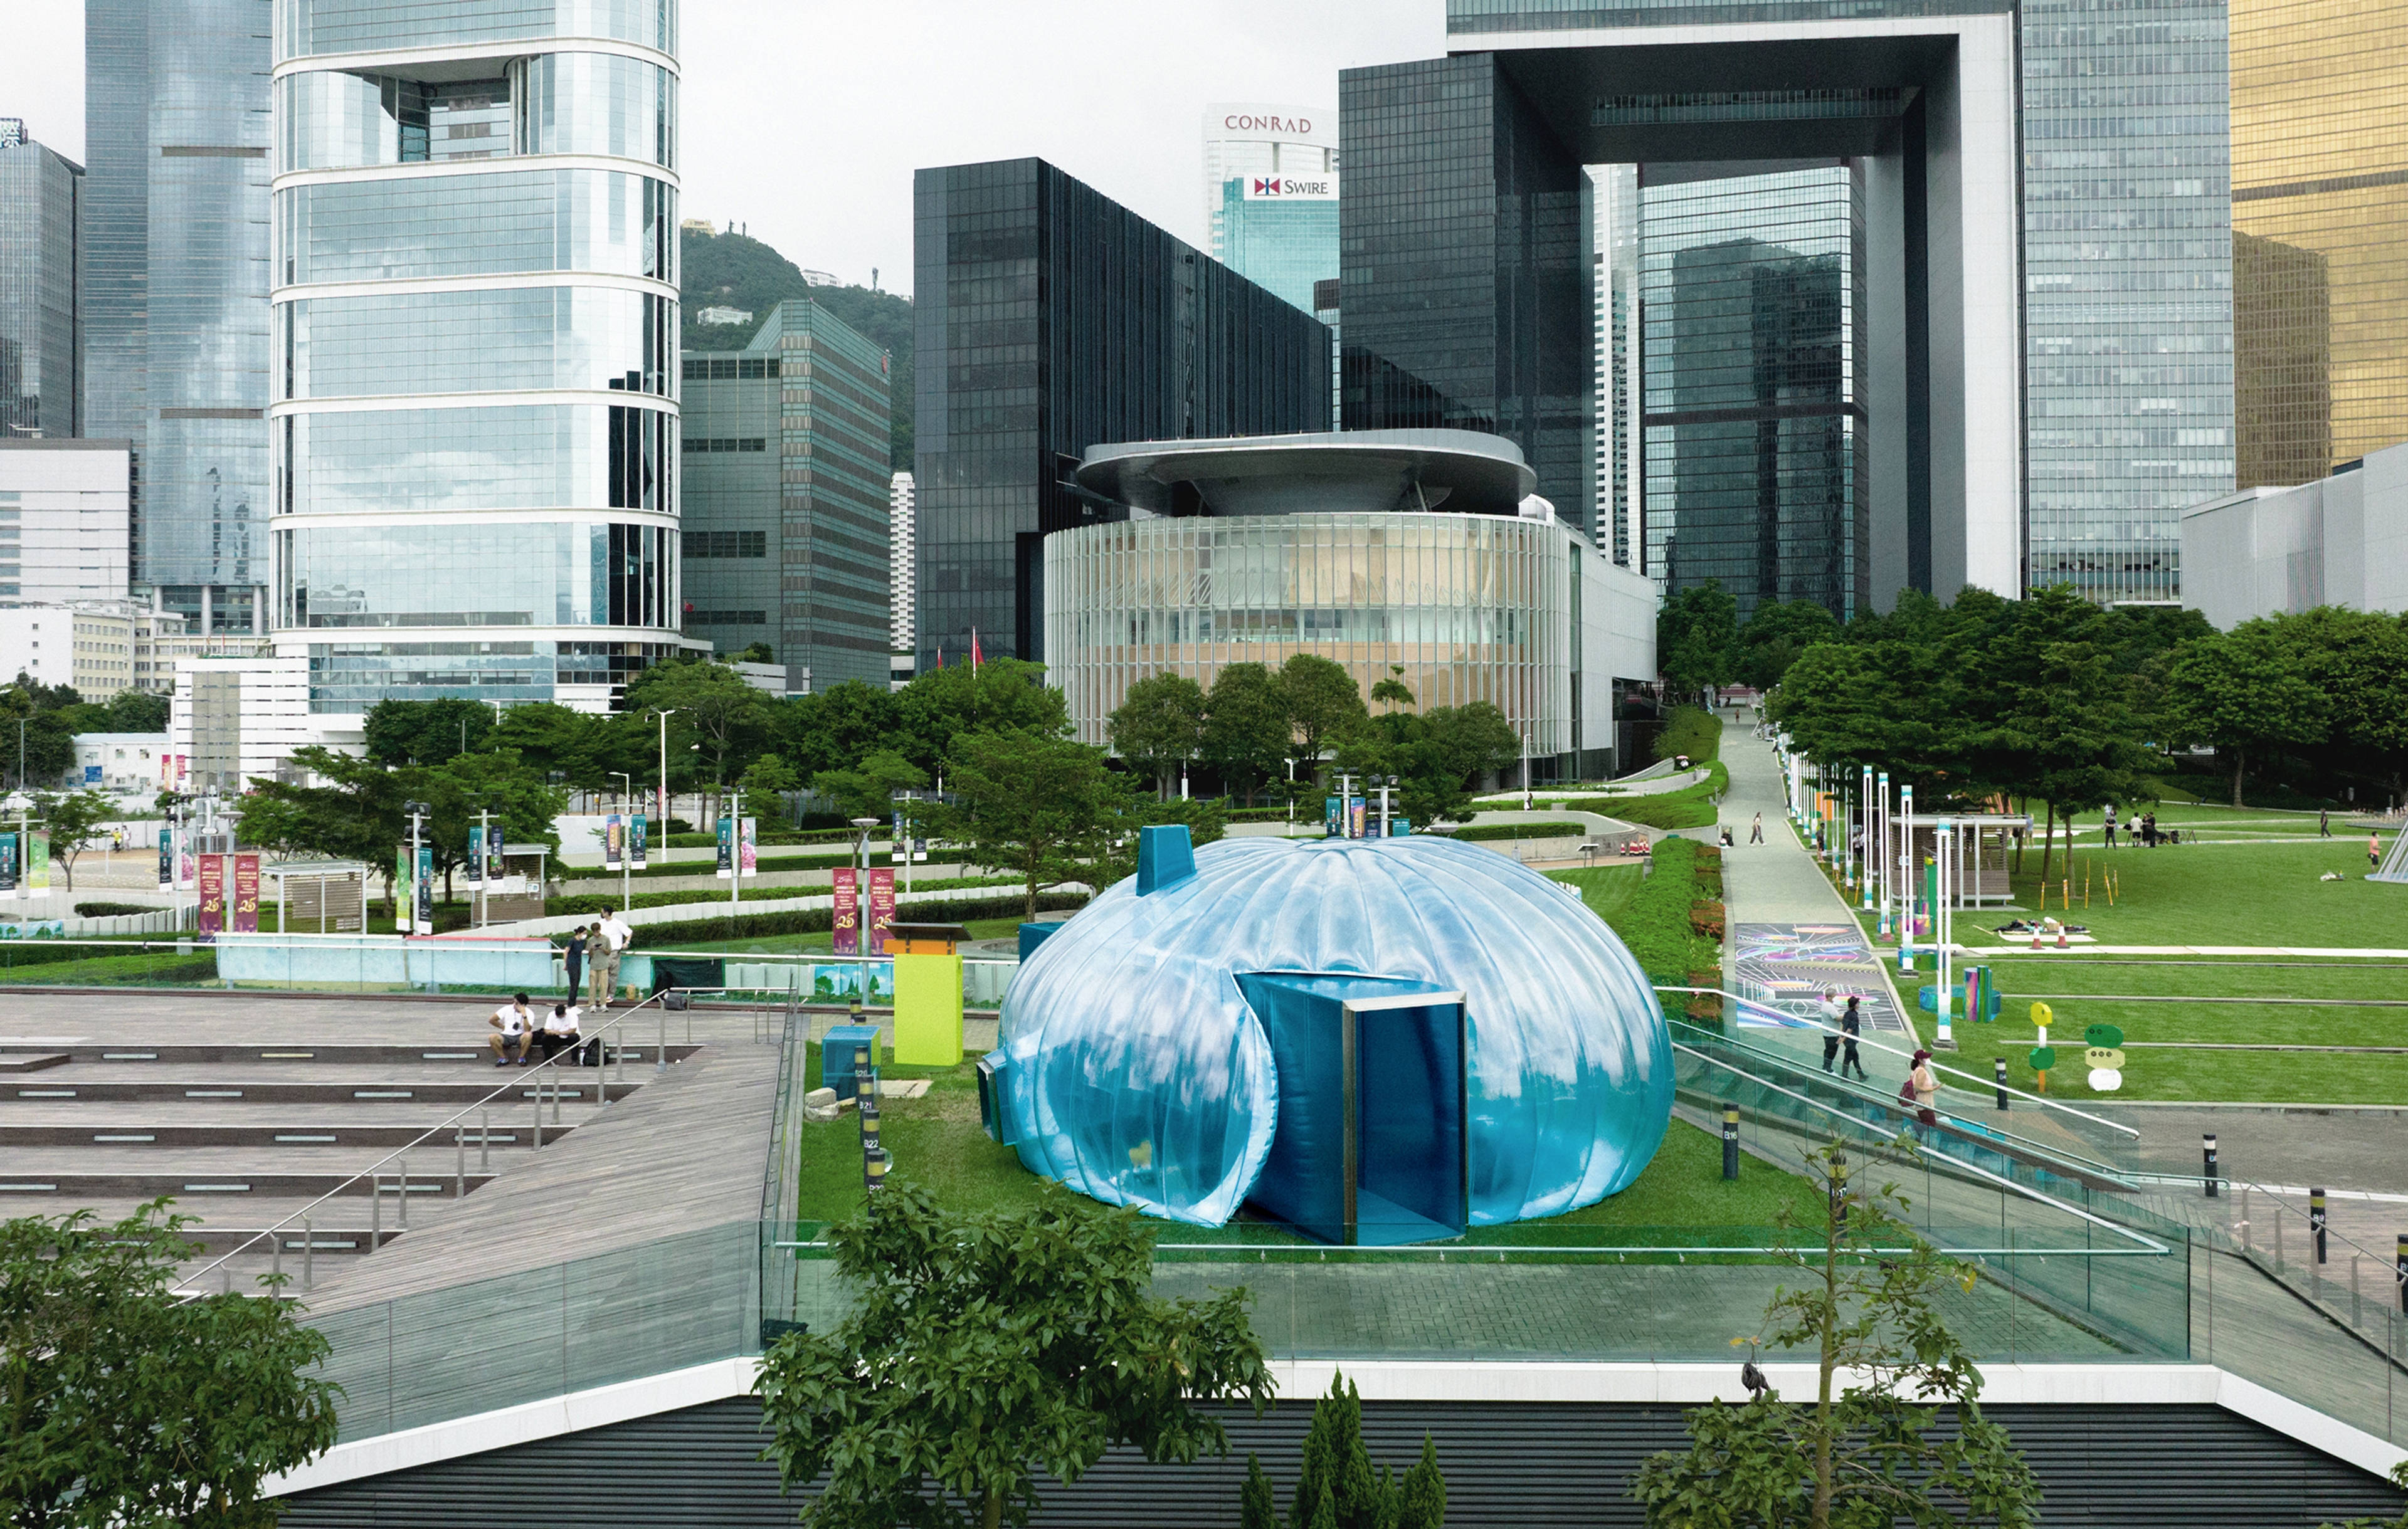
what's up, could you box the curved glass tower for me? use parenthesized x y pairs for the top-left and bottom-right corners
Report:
(269, 0), (685, 713)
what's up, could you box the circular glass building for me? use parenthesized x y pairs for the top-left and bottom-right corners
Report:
(986, 831), (1674, 1244)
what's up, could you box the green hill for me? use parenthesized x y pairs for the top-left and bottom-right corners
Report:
(682, 226), (914, 470)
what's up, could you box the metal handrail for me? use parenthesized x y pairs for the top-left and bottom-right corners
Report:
(173, 990), (679, 1299)
(1658, 985), (2141, 1138)
(1671, 1041), (2170, 1254)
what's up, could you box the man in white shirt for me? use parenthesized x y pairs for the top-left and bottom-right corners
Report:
(590, 910), (630, 1008)
(487, 993), (537, 1068)
(535, 1002), (583, 1064)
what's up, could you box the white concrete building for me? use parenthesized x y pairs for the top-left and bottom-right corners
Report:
(0, 602), (139, 699)
(169, 656), (354, 794)
(2180, 440), (2408, 628)
(0, 439), (133, 605)
(72, 731), (169, 793)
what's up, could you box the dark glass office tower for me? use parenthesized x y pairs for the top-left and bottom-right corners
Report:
(1642, 166), (1867, 623)
(680, 300), (891, 691)
(912, 158), (1329, 668)
(1338, 56), (1592, 530)
(85, 0), (275, 634)
(0, 123), (83, 439)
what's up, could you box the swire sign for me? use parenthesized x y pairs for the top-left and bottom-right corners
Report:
(1244, 174), (1338, 201)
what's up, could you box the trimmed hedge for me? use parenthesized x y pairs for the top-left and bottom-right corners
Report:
(562, 849), (894, 881)
(1449, 820), (1592, 843)
(627, 890), (1090, 950)
(546, 874), (1018, 919)
(73, 901), (152, 918)
(1603, 838), (1724, 1010)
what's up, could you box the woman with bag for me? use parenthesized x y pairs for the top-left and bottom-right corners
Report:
(1904, 1048), (1940, 1129)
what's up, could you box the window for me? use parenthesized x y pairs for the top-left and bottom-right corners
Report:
(684, 609), (767, 626)
(681, 530), (767, 558)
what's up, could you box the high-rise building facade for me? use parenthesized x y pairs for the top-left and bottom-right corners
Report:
(679, 301), (890, 692)
(1351, 0), (2231, 611)
(1204, 104), (1340, 316)
(0, 121), (83, 440)
(2229, 0), (2408, 488)
(912, 158), (1331, 669)
(0, 439), (134, 604)
(888, 470), (914, 654)
(269, 0), (686, 714)
(1642, 166), (1868, 622)
(85, 0), (275, 635)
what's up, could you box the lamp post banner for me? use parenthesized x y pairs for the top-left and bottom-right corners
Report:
(740, 817), (758, 877)
(0, 832), (16, 900)
(197, 853), (224, 942)
(26, 831), (47, 897)
(396, 844), (413, 934)
(416, 844), (435, 935)
(233, 854), (261, 935)
(867, 867), (895, 955)
(716, 815), (734, 880)
(631, 814), (647, 869)
(159, 827), (172, 891)
(604, 814), (623, 871)
(833, 867), (860, 956)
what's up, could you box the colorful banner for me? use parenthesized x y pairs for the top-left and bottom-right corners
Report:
(867, 868), (896, 955)
(1348, 797), (1366, 839)
(396, 844), (415, 935)
(177, 836), (195, 891)
(0, 833), (16, 900)
(832, 866), (860, 955)
(1324, 796), (1341, 837)
(631, 814), (648, 870)
(232, 853), (260, 934)
(196, 853), (225, 942)
(159, 827), (173, 891)
(26, 831), (47, 897)
(739, 817), (758, 878)
(416, 844), (434, 935)
(466, 825), (485, 885)
(603, 813), (624, 871)
(485, 828), (505, 881)
(716, 815), (734, 879)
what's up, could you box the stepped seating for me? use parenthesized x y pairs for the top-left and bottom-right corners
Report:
(0, 994), (698, 1291)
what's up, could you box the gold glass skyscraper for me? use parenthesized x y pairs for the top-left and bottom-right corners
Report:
(2231, 0), (2408, 486)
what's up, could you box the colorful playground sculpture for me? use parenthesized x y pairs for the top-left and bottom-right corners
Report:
(979, 826), (1674, 1245)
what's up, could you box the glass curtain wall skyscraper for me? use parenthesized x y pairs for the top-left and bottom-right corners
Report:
(85, 0), (275, 633)
(270, 0), (687, 713)
(0, 122), (83, 439)
(1641, 165), (1867, 623)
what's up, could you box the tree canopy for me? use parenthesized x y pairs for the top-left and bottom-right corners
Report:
(755, 1183), (1271, 1529)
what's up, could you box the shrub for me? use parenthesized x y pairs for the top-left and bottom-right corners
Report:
(73, 901), (151, 918)
(626, 890), (1090, 950)
(1649, 704), (1724, 765)
(1449, 819), (1590, 843)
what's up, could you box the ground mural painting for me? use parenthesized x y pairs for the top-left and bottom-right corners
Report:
(1733, 923), (1911, 1035)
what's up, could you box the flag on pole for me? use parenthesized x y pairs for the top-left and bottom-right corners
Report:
(971, 629), (983, 673)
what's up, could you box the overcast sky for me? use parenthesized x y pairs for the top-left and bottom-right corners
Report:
(0, 2), (1449, 298)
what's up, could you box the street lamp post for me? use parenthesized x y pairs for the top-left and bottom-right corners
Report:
(728, 784), (744, 916)
(1380, 774), (1397, 838)
(1284, 757), (1297, 835)
(892, 790), (916, 895)
(402, 799), (431, 937)
(608, 771), (633, 912)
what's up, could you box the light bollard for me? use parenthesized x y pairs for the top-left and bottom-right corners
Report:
(2311, 1189), (2328, 1264)
(1994, 1058), (2009, 1111)
(479, 1107), (490, 1171)
(2202, 1134), (2219, 1198)
(1721, 1107), (1740, 1180)
(455, 1128), (466, 1197)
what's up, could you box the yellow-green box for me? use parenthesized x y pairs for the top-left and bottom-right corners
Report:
(892, 952), (964, 1066)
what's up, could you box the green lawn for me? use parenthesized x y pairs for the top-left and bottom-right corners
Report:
(1943, 839), (2401, 948)
(1546, 863), (1646, 923)
(794, 1056), (1817, 1239)
(1962, 1009), (2407, 1105)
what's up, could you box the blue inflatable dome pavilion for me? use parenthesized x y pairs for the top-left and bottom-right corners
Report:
(980, 829), (1674, 1244)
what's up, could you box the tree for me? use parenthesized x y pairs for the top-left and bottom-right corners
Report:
(1088, 794), (1230, 888)
(416, 748), (569, 901)
(1203, 663), (1292, 805)
(1658, 581), (1740, 699)
(2157, 625), (2327, 807)
(1371, 666), (1416, 714)
(938, 728), (1133, 920)
(2319, 1460), (2408, 1529)
(1279, 654), (1368, 781)
(1631, 1140), (2042, 1529)
(754, 1182), (1271, 1529)
(97, 688), (169, 733)
(778, 680), (906, 779)
(894, 658), (1070, 774)
(739, 752), (802, 812)
(731, 641), (776, 665)
(1739, 599), (1842, 691)
(0, 678), (80, 791)
(812, 749), (929, 822)
(361, 696), (494, 765)
(488, 700), (617, 786)
(238, 746), (409, 912)
(1334, 700), (1521, 827)
(0, 1201), (341, 1526)
(1255, 1374), (1447, 1529)
(1108, 673), (1208, 799)
(26, 789), (118, 891)
(622, 659), (776, 805)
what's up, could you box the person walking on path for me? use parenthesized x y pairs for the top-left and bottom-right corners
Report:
(1907, 1049), (1940, 1130)
(1840, 997), (1869, 1080)
(2102, 804), (2117, 848)
(2320, 808), (2331, 838)
(1820, 989), (1844, 1072)
(1750, 812), (1764, 844)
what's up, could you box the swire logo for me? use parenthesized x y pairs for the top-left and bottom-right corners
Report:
(1254, 177), (1282, 196)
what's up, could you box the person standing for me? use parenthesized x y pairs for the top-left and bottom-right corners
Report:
(2101, 804), (2117, 848)
(1750, 812), (1764, 844)
(591, 908), (630, 1007)
(561, 924), (588, 1001)
(2373, 831), (2385, 871)
(1820, 989), (1843, 1072)
(2319, 808), (2331, 839)
(1840, 996), (1868, 1081)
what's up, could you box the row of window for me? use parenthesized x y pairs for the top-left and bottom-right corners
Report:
(684, 357), (781, 379)
(685, 438), (766, 453)
(682, 530), (766, 558)
(685, 609), (766, 625)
